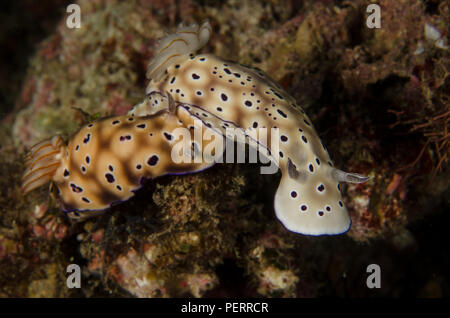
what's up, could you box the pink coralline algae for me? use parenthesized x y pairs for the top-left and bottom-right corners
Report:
(29, 204), (69, 241)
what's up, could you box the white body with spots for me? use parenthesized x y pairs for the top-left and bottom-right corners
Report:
(128, 22), (369, 236)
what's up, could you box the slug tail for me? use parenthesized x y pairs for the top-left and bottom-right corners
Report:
(21, 136), (63, 194)
(146, 21), (212, 81)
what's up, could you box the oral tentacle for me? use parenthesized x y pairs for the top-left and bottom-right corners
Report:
(332, 169), (370, 184)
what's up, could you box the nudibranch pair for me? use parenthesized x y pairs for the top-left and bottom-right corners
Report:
(22, 21), (368, 235)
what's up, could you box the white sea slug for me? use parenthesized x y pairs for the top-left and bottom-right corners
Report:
(21, 109), (219, 221)
(129, 21), (369, 236)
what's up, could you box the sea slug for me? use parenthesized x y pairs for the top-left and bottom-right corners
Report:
(22, 109), (218, 221)
(23, 21), (368, 235)
(129, 21), (369, 235)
